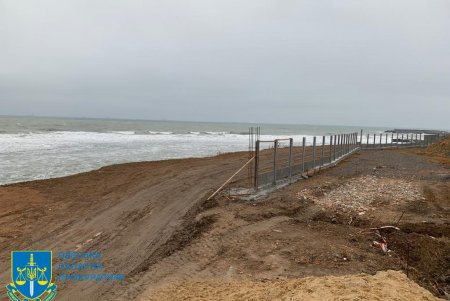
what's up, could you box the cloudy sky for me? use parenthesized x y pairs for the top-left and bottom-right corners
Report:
(1, 0), (449, 129)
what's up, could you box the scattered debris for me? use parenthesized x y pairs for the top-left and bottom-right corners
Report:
(368, 226), (400, 254)
(296, 175), (422, 214)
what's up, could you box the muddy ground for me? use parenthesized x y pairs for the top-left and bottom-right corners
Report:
(0, 147), (448, 300)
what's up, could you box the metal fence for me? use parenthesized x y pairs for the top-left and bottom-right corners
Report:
(253, 131), (446, 190)
(359, 131), (442, 149)
(254, 132), (359, 189)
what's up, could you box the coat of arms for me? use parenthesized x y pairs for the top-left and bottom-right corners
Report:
(7, 251), (57, 301)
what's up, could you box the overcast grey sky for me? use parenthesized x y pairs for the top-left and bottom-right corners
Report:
(0, 1), (449, 129)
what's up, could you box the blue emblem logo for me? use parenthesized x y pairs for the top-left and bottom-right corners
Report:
(7, 251), (57, 301)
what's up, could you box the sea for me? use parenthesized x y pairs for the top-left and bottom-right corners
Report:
(0, 116), (389, 185)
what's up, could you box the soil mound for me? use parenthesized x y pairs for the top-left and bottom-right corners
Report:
(145, 270), (442, 301)
(422, 136), (450, 157)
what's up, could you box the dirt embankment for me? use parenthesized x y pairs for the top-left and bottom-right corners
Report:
(146, 270), (441, 301)
(417, 136), (450, 164)
(1, 147), (448, 300)
(134, 148), (449, 300)
(0, 152), (249, 300)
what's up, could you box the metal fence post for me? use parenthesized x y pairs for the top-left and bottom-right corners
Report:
(352, 132), (355, 150)
(312, 136), (316, 170)
(391, 133), (393, 146)
(401, 134), (404, 146)
(360, 129), (363, 145)
(373, 134), (376, 148)
(302, 137), (306, 173)
(346, 134), (349, 153)
(334, 135), (337, 161)
(345, 134), (349, 154)
(321, 136), (325, 166)
(329, 135), (333, 163)
(254, 140), (260, 190)
(273, 139), (278, 186)
(379, 133), (382, 147)
(288, 138), (293, 181)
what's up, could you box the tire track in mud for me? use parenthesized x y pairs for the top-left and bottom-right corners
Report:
(116, 206), (291, 300)
(0, 153), (251, 301)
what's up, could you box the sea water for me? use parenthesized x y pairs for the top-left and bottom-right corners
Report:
(0, 116), (389, 185)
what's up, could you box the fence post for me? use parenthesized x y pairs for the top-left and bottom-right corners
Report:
(401, 134), (404, 146)
(366, 133), (369, 148)
(334, 135), (337, 161)
(353, 132), (356, 150)
(373, 134), (376, 148)
(379, 133), (382, 147)
(254, 140), (260, 190)
(391, 133), (393, 146)
(302, 137), (306, 173)
(288, 138), (293, 181)
(273, 139), (278, 186)
(360, 129), (363, 145)
(345, 134), (350, 153)
(321, 136), (325, 166)
(348, 134), (350, 152)
(385, 133), (388, 146)
(312, 136), (316, 170)
(329, 135), (333, 163)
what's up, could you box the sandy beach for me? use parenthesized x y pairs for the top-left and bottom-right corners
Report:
(1, 142), (449, 300)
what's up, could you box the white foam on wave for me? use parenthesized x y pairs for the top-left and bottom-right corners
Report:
(0, 131), (353, 185)
(108, 131), (136, 135)
(0, 131), (253, 184)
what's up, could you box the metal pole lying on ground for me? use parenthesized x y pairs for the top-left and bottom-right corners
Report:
(207, 156), (255, 200)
